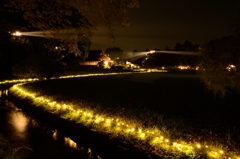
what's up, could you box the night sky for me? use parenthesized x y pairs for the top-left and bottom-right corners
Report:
(91, 0), (240, 52)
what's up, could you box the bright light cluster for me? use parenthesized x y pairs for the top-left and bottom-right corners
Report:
(3, 72), (240, 158)
(178, 65), (191, 70)
(12, 31), (22, 36)
(147, 69), (168, 72)
(226, 64), (237, 72)
(132, 68), (168, 72)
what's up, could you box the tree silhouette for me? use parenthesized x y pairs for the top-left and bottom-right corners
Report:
(105, 47), (124, 60)
(4, 0), (139, 54)
(199, 36), (240, 97)
(165, 46), (170, 51)
(173, 40), (200, 66)
(5, 0), (139, 30)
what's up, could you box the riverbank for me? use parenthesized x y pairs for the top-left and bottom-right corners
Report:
(3, 70), (240, 158)
(8, 91), (160, 159)
(8, 71), (240, 158)
(0, 71), (161, 159)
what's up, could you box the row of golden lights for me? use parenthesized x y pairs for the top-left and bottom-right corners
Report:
(11, 84), (238, 158)
(178, 65), (200, 70)
(0, 72), (139, 85)
(1, 72), (240, 158)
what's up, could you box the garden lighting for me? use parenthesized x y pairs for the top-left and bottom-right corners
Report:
(2, 72), (239, 159)
(197, 144), (201, 149)
(10, 83), (240, 159)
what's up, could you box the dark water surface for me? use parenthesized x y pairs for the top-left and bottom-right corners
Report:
(0, 89), (100, 159)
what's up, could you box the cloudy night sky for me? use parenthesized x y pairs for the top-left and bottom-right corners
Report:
(90, 0), (240, 52)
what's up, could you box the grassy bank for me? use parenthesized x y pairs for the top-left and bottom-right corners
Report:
(9, 71), (240, 158)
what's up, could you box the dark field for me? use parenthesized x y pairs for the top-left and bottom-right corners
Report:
(20, 70), (240, 157)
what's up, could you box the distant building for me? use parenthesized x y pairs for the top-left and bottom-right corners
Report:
(79, 50), (112, 68)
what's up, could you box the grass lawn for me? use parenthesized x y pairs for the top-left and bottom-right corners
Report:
(9, 70), (240, 158)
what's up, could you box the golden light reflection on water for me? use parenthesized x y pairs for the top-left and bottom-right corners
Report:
(9, 111), (29, 139)
(52, 130), (58, 140)
(0, 90), (8, 97)
(64, 137), (77, 148)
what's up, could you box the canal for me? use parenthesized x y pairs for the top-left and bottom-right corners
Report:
(0, 88), (159, 159)
(0, 89), (102, 159)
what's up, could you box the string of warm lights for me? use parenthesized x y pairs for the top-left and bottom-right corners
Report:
(0, 72), (145, 88)
(0, 70), (167, 85)
(11, 84), (240, 158)
(0, 78), (39, 85)
(2, 72), (240, 158)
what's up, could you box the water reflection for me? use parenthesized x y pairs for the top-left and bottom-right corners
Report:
(0, 89), (8, 98)
(0, 90), (101, 159)
(52, 129), (58, 140)
(0, 89), (8, 97)
(64, 137), (78, 148)
(9, 111), (29, 139)
(0, 89), (8, 106)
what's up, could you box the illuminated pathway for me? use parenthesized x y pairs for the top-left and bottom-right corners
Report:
(1, 72), (239, 158)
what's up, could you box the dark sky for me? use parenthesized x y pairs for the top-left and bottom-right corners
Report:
(90, 0), (240, 52)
